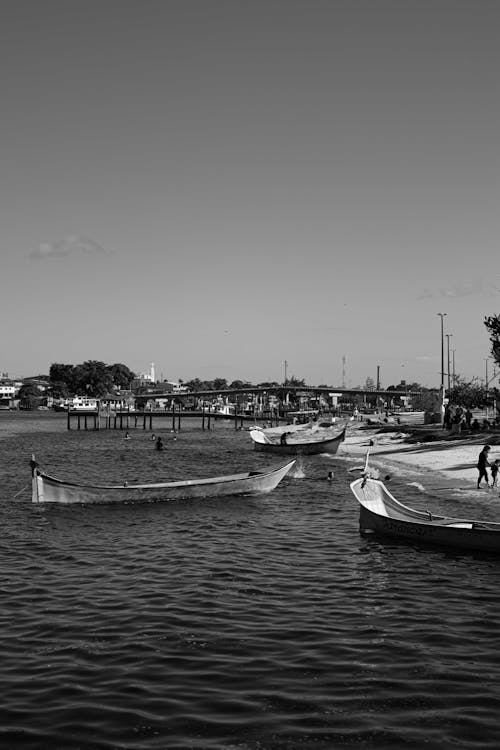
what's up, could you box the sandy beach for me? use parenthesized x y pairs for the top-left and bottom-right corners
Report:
(338, 422), (500, 496)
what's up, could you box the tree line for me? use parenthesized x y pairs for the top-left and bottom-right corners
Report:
(15, 311), (500, 411)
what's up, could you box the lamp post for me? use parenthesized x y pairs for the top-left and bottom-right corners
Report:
(437, 313), (447, 423)
(437, 313), (447, 392)
(486, 358), (489, 420)
(445, 333), (452, 391)
(485, 358), (497, 420)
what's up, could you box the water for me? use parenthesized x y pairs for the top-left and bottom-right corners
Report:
(2, 412), (500, 749)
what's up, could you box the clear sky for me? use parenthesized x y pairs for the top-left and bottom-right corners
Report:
(2, 0), (500, 389)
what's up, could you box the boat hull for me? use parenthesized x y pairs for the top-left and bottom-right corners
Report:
(32, 459), (295, 505)
(359, 505), (500, 553)
(250, 427), (346, 455)
(351, 475), (500, 554)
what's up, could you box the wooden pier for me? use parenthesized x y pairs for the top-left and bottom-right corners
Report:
(66, 406), (286, 431)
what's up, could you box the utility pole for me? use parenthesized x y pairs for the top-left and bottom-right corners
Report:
(483, 358), (499, 420)
(283, 360), (288, 384)
(445, 334), (452, 391)
(486, 358), (489, 419)
(342, 355), (346, 389)
(437, 313), (447, 393)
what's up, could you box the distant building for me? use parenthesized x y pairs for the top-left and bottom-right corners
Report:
(22, 376), (49, 392)
(0, 376), (23, 407)
(132, 362), (156, 389)
(0, 382), (17, 401)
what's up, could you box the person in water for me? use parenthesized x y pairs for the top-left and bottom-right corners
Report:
(155, 436), (164, 451)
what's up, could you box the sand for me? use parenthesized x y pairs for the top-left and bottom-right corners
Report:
(338, 424), (500, 492)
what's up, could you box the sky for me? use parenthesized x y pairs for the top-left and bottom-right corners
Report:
(2, 0), (500, 389)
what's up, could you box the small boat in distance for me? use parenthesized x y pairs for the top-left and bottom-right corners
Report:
(350, 455), (500, 553)
(54, 397), (99, 412)
(30, 455), (295, 505)
(249, 425), (346, 455)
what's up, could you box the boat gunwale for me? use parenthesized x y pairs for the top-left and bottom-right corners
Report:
(33, 459), (296, 492)
(250, 426), (346, 448)
(350, 476), (500, 533)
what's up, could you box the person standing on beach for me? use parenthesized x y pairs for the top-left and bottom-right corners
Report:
(477, 445), (491, 488)
(491, 459), (500, 488)
(465, 409), (473, 429)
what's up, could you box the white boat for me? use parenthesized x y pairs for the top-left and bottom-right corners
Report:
(61, 397), (99, 411)
(249, 424), (346, 455)
(350, 453), (500, 553)
(30, 455), (295, 505)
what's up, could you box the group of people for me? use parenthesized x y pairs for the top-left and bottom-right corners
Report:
(477, 444), (500, 488)
(443, 405), (472, 430)
(445, 405), (499, 433)
(123, 431), (174, 451)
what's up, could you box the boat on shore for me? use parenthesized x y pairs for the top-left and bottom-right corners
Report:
(249, 424), (346, 455)
(350, 456), (500, 553)
(30, 455), (295, 505)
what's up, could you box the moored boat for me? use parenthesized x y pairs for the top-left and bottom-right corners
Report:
(30, 455), (295, 505)
(249, 425), (346, 455)
(55, 397), (99, 412)
(350, 459), (500, 553)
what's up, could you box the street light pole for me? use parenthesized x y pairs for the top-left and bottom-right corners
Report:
(445, 333), (452, 391)
(437, 313), (447, 394)
(486, 358), (489, 420)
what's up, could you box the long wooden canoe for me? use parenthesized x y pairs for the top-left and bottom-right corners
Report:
(350, 469), (500, 553)
(30, 455), (295, 505)
(249, 425), (346, 455)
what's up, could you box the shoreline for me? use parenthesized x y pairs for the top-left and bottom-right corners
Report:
(338, 423), (500, 491)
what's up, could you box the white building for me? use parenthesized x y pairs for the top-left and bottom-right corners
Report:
(0, 383), (17, 400)
(137, 362), (155, 383)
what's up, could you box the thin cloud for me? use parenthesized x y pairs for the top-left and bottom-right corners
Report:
(29, 234), (112, 260)
(418, 279), (499, 300)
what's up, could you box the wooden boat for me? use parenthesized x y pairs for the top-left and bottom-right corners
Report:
(249, 425), (346, 455)
(350, 458), (500, 553)
(30, 455), (295, 505)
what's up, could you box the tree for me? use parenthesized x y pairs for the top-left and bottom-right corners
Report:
(49, 363), (76, 393)
(73, 361), (114, 397)
(106, 363), (135, 389)
(212, 378), (228, 391)
(446, 376), (488, 409)
(229, 380), (253, 390)
(184, 378), (206, 392)
(18, 383), (43, 410)
(49, 380), (71, 399)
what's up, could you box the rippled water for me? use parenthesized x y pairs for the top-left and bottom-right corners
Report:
(2, 412), (500, 749)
